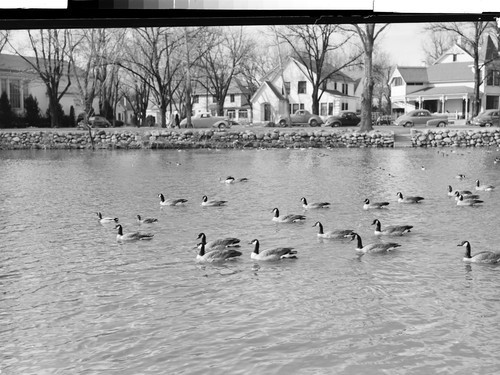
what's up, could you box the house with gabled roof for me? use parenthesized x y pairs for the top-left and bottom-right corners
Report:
(250, 57), (359, 123)
(0, 53), (97, 119)
(390, 35), (500, 120)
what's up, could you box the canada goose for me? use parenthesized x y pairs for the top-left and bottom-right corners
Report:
(249, 239), (297, 260)
(271, 208), (306, 223)
(196, 242), (242, 263)
(447, 185), (472, 197)
(312, 221), (354, 239)
(455, 174), (466, 179)
(396, 192), (424, 204)
(115, 224), (154, 242)
(363, 199), (390, 210)
(475, 180), (495, 191)
(197, 232), (240, 250)
(457, 240), (500, 263)
(96, 212), (118, 224)
(371, 219), (413, 236)
(221, 176), (249, 184)
(201, 195), (227, 206)
(300, 197), (330, 209)
(453, 191), (480, 201)
(456, 194), (483, 206)
(158, 193), (188, 206)
(349, 232), (401, 254)
(136, 215), (158, 224)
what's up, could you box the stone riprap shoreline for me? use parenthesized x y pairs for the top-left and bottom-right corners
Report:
(0, 128), (396, 150)
(411, 128), (500, 147)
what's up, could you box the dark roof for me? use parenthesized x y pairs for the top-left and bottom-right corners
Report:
(397, 66), (428, 83)
(426, 62), (474, 82)
(293, 56), (354, 82)
(265, 81), (286, 100)
(0, 53), (39, 74)
(406, 85), (476, 98)
(481, 34), (499, 62)
(323, 88), (348, 97)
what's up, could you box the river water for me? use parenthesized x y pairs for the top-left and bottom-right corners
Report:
(1, 147), (500, 374)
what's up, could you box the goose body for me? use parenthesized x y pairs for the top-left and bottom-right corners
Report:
(115, 224), (154, 242)
(197, 232), (241, 250)
(453, 191), (480, 201)
(312, 221), (354, 239)
(363, 199), (390, 210)
(396, 192), (424, 204)
(222, 176), (249, 184)
(196, 242), (242, 263)
(158, 193), (188, 206)
(372, 219), (413, 236)
(447, 185), (472, 197)
(271, 208), (306, 223)
(456, 194), (484, 206)
(96, 212), (118, 224)
(201, 195), (227, 206)
(136, 215), (158, 224)
(475, 180), (495, 191)
(249, 239), (297, 261)
(458, 241), (500, 263)
(455, 174), (466, 179)
(300, 197), (330, 209)
(350, 232), (401, 254)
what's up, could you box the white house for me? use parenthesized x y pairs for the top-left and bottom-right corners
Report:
(250, 57), (359, 123)
(390, 35), (500, 120)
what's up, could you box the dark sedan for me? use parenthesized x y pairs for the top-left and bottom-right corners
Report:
(324, 111), (361, 127)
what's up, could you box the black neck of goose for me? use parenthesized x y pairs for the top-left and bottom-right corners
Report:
(199, 234), (207, 244)
(97, 212), (102, 219)
(159, 194), (164, 202)
(317, 222), (324, 234)
(253, 241), (260, 254)
(355, 234), (363, 248)
(302, 198), (307, 205)
(273, 209), (279, 218)
(117, 226), (123, 235)
(199, 243), (205, 256)
(464, 242), (471, 258)
(448, 186), (452, 193)
(375, 221), (381, 231)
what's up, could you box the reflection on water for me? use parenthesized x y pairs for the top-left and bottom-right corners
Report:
(1, 147), (500, 374)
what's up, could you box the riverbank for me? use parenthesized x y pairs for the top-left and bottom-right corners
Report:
(0, 127), (395, 150)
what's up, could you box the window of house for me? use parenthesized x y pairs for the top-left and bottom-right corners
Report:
(489, 70), (500, 86)
(486, 95), (499, 109)
(320, 103), (327, 116)
(230, 94), (235, 102)
(227, 110), (235, 119)
(328, 103), (333, 115)
(9, 79), (20, 109)
(298, 81), (307, 94)
(193, 95), (199, 103)
(341, 102), (348, 111)
(238, 110), (248, 118)
(292, 103), (299, 113)
(452, 54), (457, 62)
(283, 82), (290, 95)
(334, 82), (337, 90)
(321, 80), (327, 91)
(212, 95), (217, 103)
(342, 83), (348, 95)
(392, 77), (403, 86)
(299, 103), (304, 110)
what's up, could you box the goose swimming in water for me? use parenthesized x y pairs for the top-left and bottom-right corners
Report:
(201, 195), (227, 206)
(455, 174), (466, 179)
(271, 208), (306, 223)
(349, 232), (401, 254)
(396, 192), (425, 204)
(363, 199), (390, 210)
(447, 185), (473, 197)
(475, 180), (495, 191)
(453, 191), (480, 201)
(136, 215), (158, 224)
(457, 240), (500, 263)
(96, 212), (118, 224)
(115, 224), (154, 242)
(456, 194), (483, 206)
(158, 193), (188, 206)
(249, 239), (297, 261)
(197, 232), (240, 250)
(300, 197), (330, 209)
(312, 221), (354, 239)
(371, 219), (413, 236)
(196, 242), (242, 263)
(221, 176), (249, 184)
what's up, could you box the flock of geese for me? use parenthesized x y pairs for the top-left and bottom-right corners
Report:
(96, 174), (500, 265)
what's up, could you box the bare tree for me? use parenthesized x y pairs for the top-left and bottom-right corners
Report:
(427, 21), (495, 117)
(350, 23), (389, 132)
(121, 71), (150, 127)
(422, 29), (455, 66)
(9, 29), (76, 127)
(274, 24), (362, 116)
(0, 30), (10, 53)
(372, 51), (394, 116)
(196, 26), (253, 116)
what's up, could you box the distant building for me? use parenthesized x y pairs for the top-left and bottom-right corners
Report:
(250, 57), (359, 123)
(390, 35), (500, 119)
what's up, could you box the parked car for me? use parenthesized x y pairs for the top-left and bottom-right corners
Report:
(394, 110), (448, 127)
(324, 111), (361, 127)
(89, 116), (112, 128)
(470, 109), (500, 127)
(277, 110), (323, 127)
(179, 112), (231, 129)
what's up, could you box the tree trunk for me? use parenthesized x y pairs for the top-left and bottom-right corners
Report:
(184, 27), (192, 128)
(311, 87), (320, 115)
(473, 54), (481, 117)
(359, 51), (374, 132)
